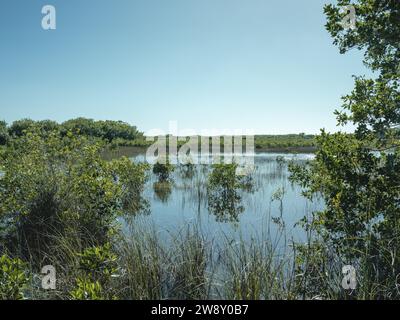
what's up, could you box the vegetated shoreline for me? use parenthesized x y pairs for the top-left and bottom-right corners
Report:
(106, 146), (317, 156)
(102, 145), (317, 160)
(254, 146), (316, 153)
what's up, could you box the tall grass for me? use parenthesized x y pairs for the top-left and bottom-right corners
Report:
(18, 216), (305, 300)
(8, 216), (400, 300)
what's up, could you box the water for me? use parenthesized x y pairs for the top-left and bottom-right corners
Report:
(123, 152), (322, 246)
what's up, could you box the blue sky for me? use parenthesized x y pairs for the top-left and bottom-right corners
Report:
(0, 0), (369, 134)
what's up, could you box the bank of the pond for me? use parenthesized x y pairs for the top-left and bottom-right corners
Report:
(102, 145), (317, 161)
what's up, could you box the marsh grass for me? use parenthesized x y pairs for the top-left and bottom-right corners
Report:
(11, 214), (400, 300)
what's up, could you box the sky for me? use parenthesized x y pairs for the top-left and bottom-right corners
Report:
(0, 0), (370, 134)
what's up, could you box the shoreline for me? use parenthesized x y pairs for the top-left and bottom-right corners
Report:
(102, 145), (317, 160)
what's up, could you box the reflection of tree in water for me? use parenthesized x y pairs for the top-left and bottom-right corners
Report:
(179, 162), (195, 180)
(207, 186), (244, 223)
(153, 181), (172, 203)
(207, 164), (254, 223)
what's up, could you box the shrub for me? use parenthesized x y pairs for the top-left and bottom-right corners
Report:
(0, 254), (30, 300)
(153, 156), (174, 182)
(0, 129), (149, 258)
(0, 121), (9, 145)
(70, 243), (119, 300)
(207, 164), (248, 223)
(70, 278), (105, 300)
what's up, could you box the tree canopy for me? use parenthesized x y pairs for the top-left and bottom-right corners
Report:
(290, 0), (400, 298)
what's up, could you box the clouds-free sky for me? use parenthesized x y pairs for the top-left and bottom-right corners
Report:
(0, 0), (369, 134)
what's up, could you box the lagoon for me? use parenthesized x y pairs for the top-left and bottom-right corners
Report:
(122, 152), (322, 247)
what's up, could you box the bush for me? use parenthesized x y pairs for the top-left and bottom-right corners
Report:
(70, 278), (105, 300)
(0, 121), (9, 145)
(153, 157), (174, 182)
(0, 129), (149, 258)
(0, 254), (30, 300)
(207, 163), (253, 222)
(70, 243), (119, 300)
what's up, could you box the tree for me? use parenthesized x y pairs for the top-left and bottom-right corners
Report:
(61, 118), (142, 142)
(290, 0), (400, 298)
(8, 119), (36, 137)
(152, 156), (175, 182)
(0, 121), (9, 145)
(207, 163), (253, 223)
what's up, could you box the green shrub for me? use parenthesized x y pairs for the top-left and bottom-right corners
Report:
(153, 157), (174, 182)
(207, 164), (246, 223)
(0, 129), (149, 258)
(0, 254), (30, 300)
(70, 278), (105, 300)
(0, 121), (9, 145)
(70, 243), (119, 300)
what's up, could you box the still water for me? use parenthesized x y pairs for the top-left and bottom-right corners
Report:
(123, 153), (322, 245)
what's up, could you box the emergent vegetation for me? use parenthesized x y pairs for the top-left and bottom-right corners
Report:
(0, 0), (398, 301)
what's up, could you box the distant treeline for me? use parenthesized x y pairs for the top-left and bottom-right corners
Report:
(254, 134), (316, 149)
(0, 118), (147, 147)
(0, 118), (316, 150)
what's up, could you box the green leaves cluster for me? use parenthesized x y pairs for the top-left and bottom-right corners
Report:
(0, 129), (149, 254)
(324, 0), (400, 76)
(0, 121), (9, 146)
(290, 0), (400, 298)
(0, 254), (29, 300)
(153, 156), (175, 182)
(70, 243), (118, 300)
(62, 118), (142, 142)
(4, 117), (144, 145)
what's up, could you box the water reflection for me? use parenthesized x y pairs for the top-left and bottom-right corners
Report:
(178, 162), (196, 180)
(206, 164), (256, 223)
(125, 152), (320, 244)
(153, 181), (172, 203)
(207, 186), (245, 223)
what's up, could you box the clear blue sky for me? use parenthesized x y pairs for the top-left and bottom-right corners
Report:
(0, 0), (369, 134)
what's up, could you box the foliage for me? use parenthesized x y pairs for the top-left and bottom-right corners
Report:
(110, 157), (150, 216)
(77, 243), (118, 279)
(8, 119), (59, 138)
(0, 121), (9, 145)
(152, 157), (175, 182)
(179, 160), (196, 180)
(0, 254), (30, 300)
(207, 163), (251, 223)
(254, 134), (316, 150)
(70, 243), (118, 300)
(6, 118), (144, 146)
(324, 0), (400, 77)
(62, 118), (143, 143)
(290, 0), (400, 299)
(70, 278), (105, 300)
(0, 129), (149, 258)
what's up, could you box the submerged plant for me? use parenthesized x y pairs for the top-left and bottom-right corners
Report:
(207, 163), (255, 223)
(153, 156), (175, 182)
(153, 181), (172, 203)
